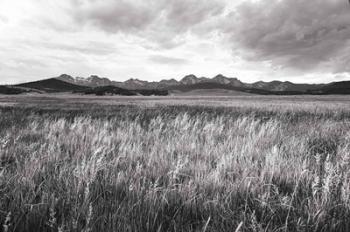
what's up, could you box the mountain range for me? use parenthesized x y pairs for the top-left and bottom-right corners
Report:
(55, 74), (334, 92)
(55, 74), (350, 95)
(0, 73), (349, 96)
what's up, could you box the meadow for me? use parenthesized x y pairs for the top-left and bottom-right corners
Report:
(1, 95), (350, 232)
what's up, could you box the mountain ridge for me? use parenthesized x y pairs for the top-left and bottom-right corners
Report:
(1, 74), (349, 96)
(11, 78), (169, 96)
(56, 73), (335, 93)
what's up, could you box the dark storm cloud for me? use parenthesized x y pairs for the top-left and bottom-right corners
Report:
(71, 0), (158, 33)
(149, 55), (189, 65)
(67, 0), (225, 47)
(223, 0), (350, 73)
(163, 0), (224, 33)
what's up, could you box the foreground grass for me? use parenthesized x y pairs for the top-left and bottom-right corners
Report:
(0, 105), (350, 231)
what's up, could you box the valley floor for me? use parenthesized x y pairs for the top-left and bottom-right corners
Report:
(0, 94), (350, 231)
(1, 93), (350, 110)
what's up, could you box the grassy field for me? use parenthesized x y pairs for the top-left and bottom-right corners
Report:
(1, 95), (350, 232)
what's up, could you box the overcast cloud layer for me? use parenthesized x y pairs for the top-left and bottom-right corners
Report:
(0, 0), (349, 84)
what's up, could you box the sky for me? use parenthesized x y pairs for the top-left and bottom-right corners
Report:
(1, 0), (350, 84)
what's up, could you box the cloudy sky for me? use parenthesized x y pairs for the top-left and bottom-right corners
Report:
(1, 0), (350, 84)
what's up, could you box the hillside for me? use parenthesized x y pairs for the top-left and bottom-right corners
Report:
(82, 86), (137, 96)
(308, 81), (350, 94)
(249, 81), (324, 92)
(167, 82), (271, 95)
(16, 78), (89, 92)
(135, 89), (168, 96)
(80, 85), (169, 96)
(170, 88), (253, 96)
(0, 86), (31, 95)
(5, 78), (169, 96)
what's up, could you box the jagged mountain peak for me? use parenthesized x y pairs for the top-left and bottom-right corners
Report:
(183, 74), (197, 78)
(213, 74), (227, 79)
(213, 74), (231, 84)
(125, 78), (148, 85)
(125, 78), (145, 82)
(213, 74), (242, 86)
(87, 75), (109, 80)
(88, 75), (99, 79)
(57, 74), (75, 82)
(181, 74), (199, 84)
(159, 78), (179, 84)
(59, 74), (73, 78)
(161, 78), (177, 82)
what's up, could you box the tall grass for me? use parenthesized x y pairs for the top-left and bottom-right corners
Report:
(0, 105), (350, 231)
